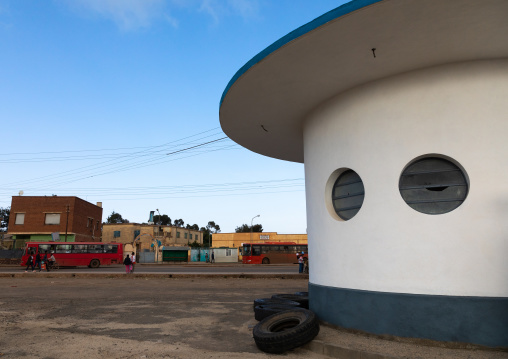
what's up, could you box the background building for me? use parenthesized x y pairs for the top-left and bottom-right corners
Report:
(220, 0), (508, 348)
(7, 196), (102, 248)
(102, 223), (202, 254)
(212, 232), (307, 261)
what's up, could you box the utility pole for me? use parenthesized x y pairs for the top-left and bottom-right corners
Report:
(64, 204), (70, 242)
(251, 214), (260, 243)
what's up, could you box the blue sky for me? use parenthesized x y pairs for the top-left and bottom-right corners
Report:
(0, 0), (346, 234)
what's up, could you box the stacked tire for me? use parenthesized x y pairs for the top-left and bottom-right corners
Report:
(252, 291), (318, 354)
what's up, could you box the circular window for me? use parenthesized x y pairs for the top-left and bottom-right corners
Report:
(399, 156), (468, 215)
(332, 169), (365, 220)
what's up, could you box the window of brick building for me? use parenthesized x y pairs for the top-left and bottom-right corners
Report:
(45, 213), (61, 225)
(114, 231), (121, 238)
(15, 213), (25, 225)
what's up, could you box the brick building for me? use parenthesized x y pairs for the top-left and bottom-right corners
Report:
(7, 196), (103, 248)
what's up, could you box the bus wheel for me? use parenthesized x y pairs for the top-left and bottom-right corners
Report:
(253, 309), (319, 354)
(89, 259), (100, 268)
(262, 258), (270, 264)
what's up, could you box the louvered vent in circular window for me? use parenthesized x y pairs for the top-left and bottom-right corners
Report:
(399, 157), (468, 215)
(332, 169), (365, 220)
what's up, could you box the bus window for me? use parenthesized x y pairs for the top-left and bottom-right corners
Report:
(105, 245), (118, 253)
(253, 246), (261, 256)
(89, 244), (104, 253)
(72, 244), (87, 253)
(56, 244), (72, 253)
(38, 244), (51, 253)
(261, 246), (269, 254)
(242, 245), (251, 256)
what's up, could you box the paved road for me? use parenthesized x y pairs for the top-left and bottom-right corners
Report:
(1, 263), (302, 274)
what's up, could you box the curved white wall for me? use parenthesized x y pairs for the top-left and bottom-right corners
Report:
(304, 59), (508, 297)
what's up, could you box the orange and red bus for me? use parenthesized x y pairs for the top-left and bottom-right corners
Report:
(241, 242), (308, 264)
(20, 242), (124, 268)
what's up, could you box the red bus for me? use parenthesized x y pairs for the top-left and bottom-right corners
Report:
(20, 242), (124, 268)
(241, 242), (308, 264)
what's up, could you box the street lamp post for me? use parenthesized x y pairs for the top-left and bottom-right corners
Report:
(250, 214), (260, 243)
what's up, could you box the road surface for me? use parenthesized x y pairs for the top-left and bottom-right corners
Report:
(1, 263), (302, 274)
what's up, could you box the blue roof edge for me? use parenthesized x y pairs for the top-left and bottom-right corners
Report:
(219, 0), (384, 109)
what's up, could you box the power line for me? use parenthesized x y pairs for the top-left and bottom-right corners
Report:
(166, 137), (228, 155)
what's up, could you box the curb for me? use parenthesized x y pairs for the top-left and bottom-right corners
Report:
(0, 273), (309, 279)
(304, 340), (395, 359)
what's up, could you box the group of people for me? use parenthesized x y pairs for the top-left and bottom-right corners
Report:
(123, 252), (137, 273)
(25, 251), (56, 272)
(297, 251), (309, 274)
(205, 251), (215, 263)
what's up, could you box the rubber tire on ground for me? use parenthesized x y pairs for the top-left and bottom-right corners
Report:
(262, 257), (270, 264)
(254, 305), (307, 321)
(253, 298), (300, 309)
(271, 294), (309, 309)
(253, 309), (320, 354)
(89, 259), (100, 268)
(294, 291), (308, 296)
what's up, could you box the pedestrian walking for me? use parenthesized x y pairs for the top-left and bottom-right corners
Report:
(211, 251), (215, 264)
(205, 252), (209, 263)
(25, 252), (35, 272)
(123, 254), (132, 274)
(130, 252), (136, 273)
(35, 252), (42, 272)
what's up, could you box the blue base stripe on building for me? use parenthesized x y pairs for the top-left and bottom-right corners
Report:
(309, 282), (508, 348)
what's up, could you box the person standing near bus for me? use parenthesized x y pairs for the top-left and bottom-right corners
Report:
(35, 252), (42, 272)
(123, 254), (132, 274)
(43, 251), (49, 272)
(298, 253), (304, 273)
(130, 252), (136, 273)
(25, 252), (35, 272)
(48, 252), (56, 271)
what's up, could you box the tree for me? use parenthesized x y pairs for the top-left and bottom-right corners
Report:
(187, 240), (202, 248)
(186, 223), (199, 230)
(173, 219), (184, 227)
(106, 211), (129, 224)
(200, 221), (221, 247)
(0, 207), (10, 232)
(154, 214), (171, 226)
(235, 223), (263, 233)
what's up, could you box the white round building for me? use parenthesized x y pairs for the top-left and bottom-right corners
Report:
(220, 0), (508, 347)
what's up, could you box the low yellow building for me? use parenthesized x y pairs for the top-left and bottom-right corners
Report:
(212, 232), (307, 261)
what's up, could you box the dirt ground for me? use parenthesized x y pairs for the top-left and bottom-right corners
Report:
(1, 276), (506, 359)
(0, 276), (327, 359)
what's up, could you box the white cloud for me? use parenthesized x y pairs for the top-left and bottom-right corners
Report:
(59, 0), (259, 30)
(227, 0), (259, 19)
(60, 0), (178, 31)
(198, 0), (259, 24)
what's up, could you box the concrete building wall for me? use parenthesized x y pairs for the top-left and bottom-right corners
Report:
(304, 60), (508, 298)
(304, 59), (508, 346)
(102, 224), (202, 252)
